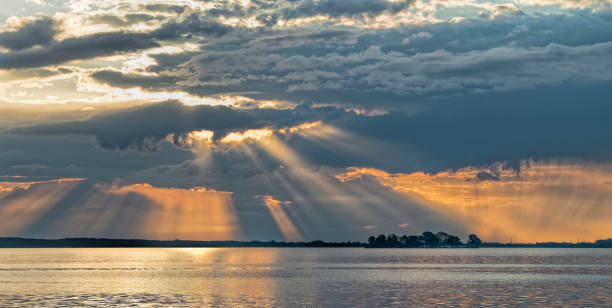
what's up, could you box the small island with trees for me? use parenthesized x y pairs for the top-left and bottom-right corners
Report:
(366, 231), (483, 248)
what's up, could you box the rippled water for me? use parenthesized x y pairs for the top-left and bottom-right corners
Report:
(0, 248), (610, 307)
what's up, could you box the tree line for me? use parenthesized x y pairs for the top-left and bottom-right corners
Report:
(367, 231), (482, 248)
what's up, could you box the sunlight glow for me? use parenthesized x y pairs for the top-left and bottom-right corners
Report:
(217, 121), (323, 144)
(258, 195), (302, 242)
(220, 129), (274, 144)
(0, 178), (86, 193)
(106, 183), (241, 240)
(0, 179), (85, 235)
(337, 160), (612, 242)
(181, 129), (214, 146)
(278, 121), (323, 135)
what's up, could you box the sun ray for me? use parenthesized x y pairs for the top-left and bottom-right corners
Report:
(259, 195), (302, 242)
(337, 161), (612, 242)
(0, 179), (85, 235)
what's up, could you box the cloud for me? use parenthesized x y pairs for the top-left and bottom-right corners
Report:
(348, 41), (612, 94)
(143, 3), (188, 14)
(334, 88), (612, 172)
(4, 3), (612, 106)
(402, 31), (432, 45)
(10, 84), (612, 173)
(516, 0), (612, 9)
(152, 13), (233, 40)
(197, 0), (416, 25)
(88, 13), (163, 27)
(0, 132), (192, 181)
(479, 4), (523, 19)
(91, 69), (181, 90)
(10, 101), (345, 150)
(290, 0), (415, 18)
(71, 11), (611, 107)
(0, 16), (58, 50)
(0, 31), (158, 69)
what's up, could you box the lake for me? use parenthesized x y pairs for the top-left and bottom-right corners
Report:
(0, 248), (610, 307)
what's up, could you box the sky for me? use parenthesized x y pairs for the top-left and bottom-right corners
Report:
(0, 0), (611, 243)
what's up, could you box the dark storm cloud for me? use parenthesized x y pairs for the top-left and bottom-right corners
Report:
(11, 81), (612, 173)
(0, 31), (159, 69)
(0, 12), (231, 70)
(11, 101), (346, 150)
(0, 16), (57, 50)
(0, 133), (191, 181)
(331, 84), (612, 173)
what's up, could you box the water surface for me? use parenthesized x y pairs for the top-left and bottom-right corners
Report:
(0, 248), (610, 306)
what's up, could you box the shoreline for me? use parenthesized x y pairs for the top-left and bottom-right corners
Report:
(1, 237), (610, 248)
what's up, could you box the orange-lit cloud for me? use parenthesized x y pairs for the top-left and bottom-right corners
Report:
(0, 178), (85, 192)
(278, 121), (323, 134)
(258, 195), (302, 242)
(178, 129), (214, 147)
(179, 121), (323, 147)
(220, 128), (274, 144)
(337, 160), (612, 243)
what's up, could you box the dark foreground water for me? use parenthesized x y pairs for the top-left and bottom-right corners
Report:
(0, 248), (610, 307)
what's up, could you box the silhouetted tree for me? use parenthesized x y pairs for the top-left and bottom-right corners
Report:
(446, 235), (462, 247)
(387, 234), (399, 247)
(467, 234), (482, 248)
(368, 236), (376, 247)
(407, 235), (420, 247)
(422, 231), (440, 247)
(375, 234), (387, 247)
(436, 231), (451, 246)
(399, 235), (409, 247)
(366, 231), (470, 248)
